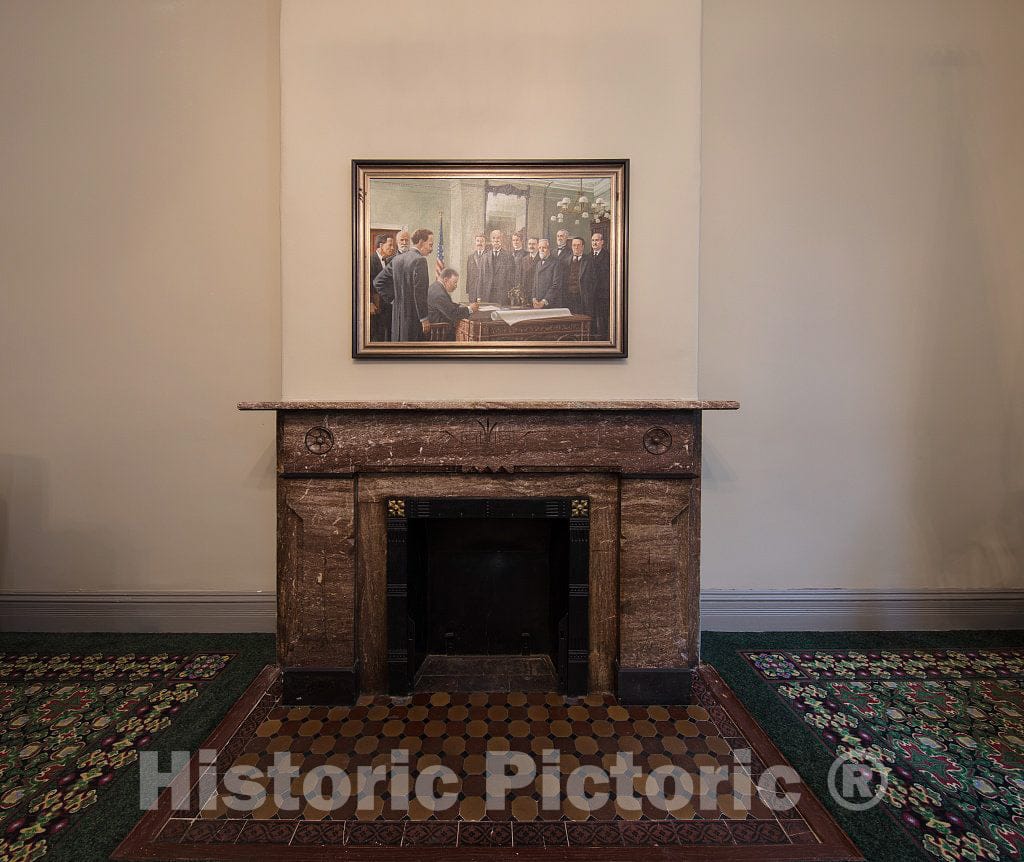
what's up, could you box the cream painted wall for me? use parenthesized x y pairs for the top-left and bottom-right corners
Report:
(3, 0), (1021, 608)
(699, 0), (1024, 590)
(280, 0), (701, 400)
(0, 0), (281, 592)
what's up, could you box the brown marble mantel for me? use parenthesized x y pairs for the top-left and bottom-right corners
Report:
(240, 399), (737, 706)
(239, 400), (739, 411)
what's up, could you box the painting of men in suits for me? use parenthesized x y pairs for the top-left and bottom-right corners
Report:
(354, 160), (627, 356)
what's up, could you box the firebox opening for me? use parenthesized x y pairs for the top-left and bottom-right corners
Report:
(386, 496), (589, 697)
(406, 517), (569, 692)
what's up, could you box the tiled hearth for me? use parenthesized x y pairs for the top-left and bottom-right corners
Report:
(112, 665), (861, 860)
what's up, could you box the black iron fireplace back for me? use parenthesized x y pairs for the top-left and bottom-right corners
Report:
(386, 497), (590, 695)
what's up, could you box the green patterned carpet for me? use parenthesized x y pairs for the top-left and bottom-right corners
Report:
(2, 631), (1021, 861)
(0, 633), (275, 862)
(704, 631), (1024, 862)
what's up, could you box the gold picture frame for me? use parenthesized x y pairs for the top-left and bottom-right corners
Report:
(353, 160), (628, 358)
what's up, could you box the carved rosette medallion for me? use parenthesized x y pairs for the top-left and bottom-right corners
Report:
(387, 499), (406, 518)
(305, 426), (334, 455)
(571, 498), (590, 518)
(643, 427), (672, 455)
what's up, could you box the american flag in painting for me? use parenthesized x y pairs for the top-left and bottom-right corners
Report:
(436, 213), (445, 266)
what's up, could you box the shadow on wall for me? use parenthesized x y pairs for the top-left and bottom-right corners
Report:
(0, 486), (6, 581)
(936, 492), (1024, 590)
(248, 437), (277, 494)
(912, 50), (1024, 590)
(0, 455), (118, 591)
(700, 436), (738, 490)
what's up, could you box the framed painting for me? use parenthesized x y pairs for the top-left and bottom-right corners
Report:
(352, 160), (628, 358)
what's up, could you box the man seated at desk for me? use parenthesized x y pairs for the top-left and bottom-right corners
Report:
(427, 268), (479, 340)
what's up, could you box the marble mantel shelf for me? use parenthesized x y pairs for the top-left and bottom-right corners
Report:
(238, 400), (739, 411)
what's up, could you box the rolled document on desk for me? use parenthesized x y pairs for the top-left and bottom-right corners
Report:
(489, 308), (573, 325)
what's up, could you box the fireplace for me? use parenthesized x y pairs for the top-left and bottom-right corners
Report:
(386, 497), (589, 695)
(239, 399), (738, 706)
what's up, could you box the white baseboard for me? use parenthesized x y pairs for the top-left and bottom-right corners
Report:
(0, 589), (1021, 634)
(0, 592), (277, 633)
(701, 588), (1024, 631)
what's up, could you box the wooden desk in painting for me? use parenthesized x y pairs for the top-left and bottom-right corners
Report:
(455, 311), (592, 343)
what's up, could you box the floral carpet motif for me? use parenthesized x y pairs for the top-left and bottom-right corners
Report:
(744, 648), (1024, 862)
(0, 652), (232, 862)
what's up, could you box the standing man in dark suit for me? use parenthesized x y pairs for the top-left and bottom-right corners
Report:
(562, 236), (590, 315)
(554, 228), (572, 264)
(465, 233), (487, 301)
(553, 228), (574, 305)
(372, 229), (412, 341)
(532, 240), (563, 309)
(427, 268), (479, 339)
(518, 237), (539, 306)
(480, 229), (515, 305)
(582, 231), (611, 340)
(510, 231), (528, 264)
(390, 229), (433, 341)
(509, 231), (528, 303)
(369, 234), (393, 283)
(369, 233), (395, 342)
